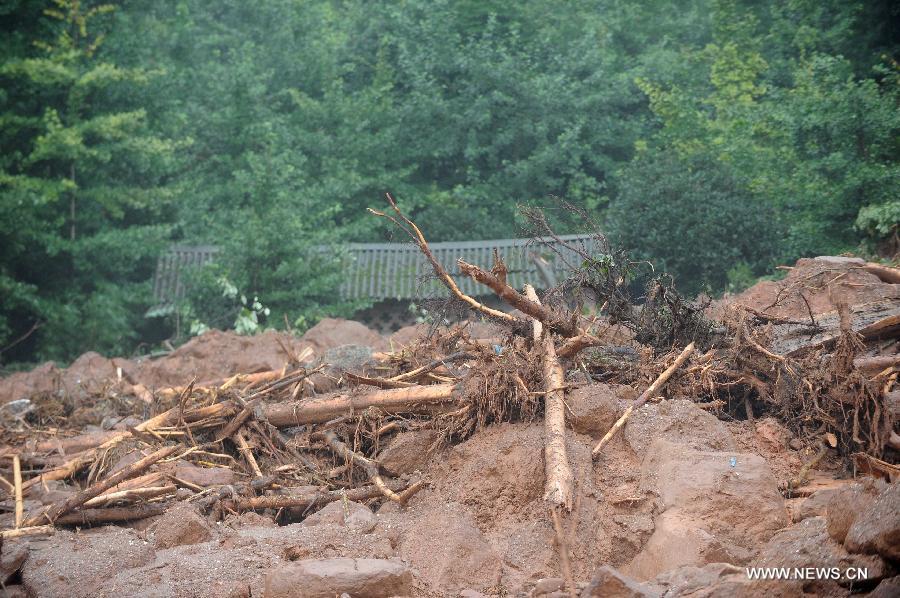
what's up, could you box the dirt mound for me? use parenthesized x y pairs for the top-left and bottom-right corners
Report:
(721, 256), (900, 321)
(0, 319), (387, 406)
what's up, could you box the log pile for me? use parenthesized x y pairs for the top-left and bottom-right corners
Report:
(1, 196), (897, 595)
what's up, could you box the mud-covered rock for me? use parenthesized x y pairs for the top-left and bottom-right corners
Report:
(641, 440), (787, 549)
(149, 503), (213, 549)
(566, 384), (619, 436)
(652, 563), (805, 598)
(395, 503), (502, 593)
(264, 558), (412, 598)
(378, 429), (439, 475)
(844, 482), (900, 561)
(301, 500), (376, 534)
(583, 566), (659, 597)
(869, 576), (900, 597)
(758, 516), (889, 586)
(826, 479), (884, 544)
(624, 400), (736, 455)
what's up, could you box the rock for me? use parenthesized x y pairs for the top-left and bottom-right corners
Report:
(624, 400), (736, 455)
(844, 482), (900, 560)
(396, 504), (502, 592)
(168, 460), (235, 487)
(0, 585), (27, 598)
(626, 511), (741, 581)
(758, 517), (889, 586)
(301, 318), (386, 352)
(825, 479), (884, 543)
(1, 542), (27, 583)
(869, 576), (900, 598)
(0, 361), (59, 406)
(378, 429), (440, 475)
(794, 486), (843, 522)
(150, 503), (213, 549)
(640, 440), (787, 550)
(530, 577), (564, 596)
(459, 590), (490, 598)
(264, 558), (413, 598)
(652, 563), (805, 598)
(301, 500), (377, 534)
(582, 566), (659, 597)
(566, 384), (619, 436)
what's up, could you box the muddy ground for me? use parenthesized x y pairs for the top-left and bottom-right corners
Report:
(1, 256), (898, 597)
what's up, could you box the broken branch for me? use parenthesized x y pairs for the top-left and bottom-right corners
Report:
(591, 342), (696, 459)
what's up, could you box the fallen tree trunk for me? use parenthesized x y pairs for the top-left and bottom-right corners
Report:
(260, 384), (459, 427)
(55, 503), (169, 526)
(525, 285), (573, 510)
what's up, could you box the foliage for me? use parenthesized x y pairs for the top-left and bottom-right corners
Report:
(1, 0), (897, 363)
(608, 153), (781, 295)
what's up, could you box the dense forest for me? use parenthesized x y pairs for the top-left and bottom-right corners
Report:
(1, 0), (897, 365)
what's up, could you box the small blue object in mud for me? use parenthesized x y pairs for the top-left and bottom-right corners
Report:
(729, 457), (737, 467)
(493, 345), (504, 355)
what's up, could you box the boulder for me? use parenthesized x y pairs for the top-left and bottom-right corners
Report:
(652, 563), (805, 598)
(640, 440), (787, 549)
(396, 504), (502, 593)
(150, 503), (213, 549)
(825, 479), (884, 543)
(582, 566), (659, 597)
(758, 516), (889, 586)
(869, 576), (900, 598)
(626, 511), (742, 581)
(301, 500), (377, 534)
(844, 482), (900, 561)
(264, 558), (413, 598)
(1, 542), (27, 584)
(378, 429), (440, 475)
(624, 400), (736, 455)
(566, 384), (619, 436)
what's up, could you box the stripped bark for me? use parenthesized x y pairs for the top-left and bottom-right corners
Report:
(591, 342), (696, 459)
(260, 384), (459, 427)
(525, 285), (573, 510)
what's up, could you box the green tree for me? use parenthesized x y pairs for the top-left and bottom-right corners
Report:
(0, 0), (178, 362)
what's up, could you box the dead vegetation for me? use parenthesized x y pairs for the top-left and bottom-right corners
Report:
(1, 196), (897, 596)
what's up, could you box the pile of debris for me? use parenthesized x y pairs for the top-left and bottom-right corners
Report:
(0, 197), (897, 597)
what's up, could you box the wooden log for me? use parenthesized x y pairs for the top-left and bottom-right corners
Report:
(82, 484), (176, 508)
(23, 445), (179, 526)
(260, 384), (459, 427)
(854, 355), (900, 375)
(860, 262), (900, 285)
(0, 525), (54, 540)
(525, 285), (573, 510)
(12, 454), (23, 528)
(54, 503), (168, 526)
(223, 479), (418, 512)
(591, 343), (696, 459)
